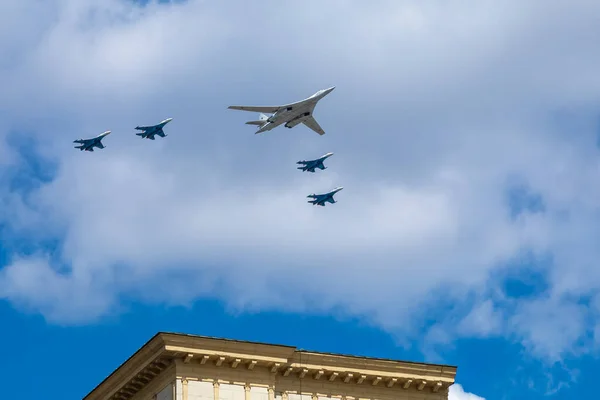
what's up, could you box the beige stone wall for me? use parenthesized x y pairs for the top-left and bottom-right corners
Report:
(174, 361), (449, 400)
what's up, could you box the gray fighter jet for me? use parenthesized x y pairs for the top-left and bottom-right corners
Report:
(307, 187), (343, 206)
(73, 131), (111, 152)
(135, 117), (173, 140)
(297, 152), (334, 173)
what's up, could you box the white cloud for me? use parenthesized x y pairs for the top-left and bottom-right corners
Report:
(509, 295), (590, 363)
(457, 300), (504, 338)
(449, 384), (486, 400)
(1, 0), (600, 379)
(0, 254), (115, 322)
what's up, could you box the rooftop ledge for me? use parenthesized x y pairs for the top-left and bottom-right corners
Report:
(84, 332), (457, 400)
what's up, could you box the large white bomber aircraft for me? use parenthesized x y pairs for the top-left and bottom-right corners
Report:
(228, 87), (335, 135)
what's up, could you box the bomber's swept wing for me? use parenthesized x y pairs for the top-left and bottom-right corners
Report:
(228, 105), (281, 113)
(302, 116), (325, 135)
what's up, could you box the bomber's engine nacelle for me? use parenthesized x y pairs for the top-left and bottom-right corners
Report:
(285, 112), (310, 129)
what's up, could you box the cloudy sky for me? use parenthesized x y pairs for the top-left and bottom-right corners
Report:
(2, 0), (600, 399)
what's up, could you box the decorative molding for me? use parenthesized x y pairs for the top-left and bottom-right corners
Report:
(85, 333), (457, 400)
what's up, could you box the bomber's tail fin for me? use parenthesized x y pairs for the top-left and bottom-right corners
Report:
(245, 113), (270, 126)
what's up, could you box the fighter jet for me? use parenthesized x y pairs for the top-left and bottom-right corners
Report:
(228, 87), (335, 135)
(73, 130), (111, 152)
(135, 117), (173, 140)
(297, 152), (334, 173)
(307, 187), (343, 206)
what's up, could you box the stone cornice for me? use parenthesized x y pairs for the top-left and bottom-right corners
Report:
(83, 332), (457, 400)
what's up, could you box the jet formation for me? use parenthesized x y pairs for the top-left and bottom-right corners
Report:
(228, 88), (341, 206)
(73, 117), (173, 151)
(75, 87), (341, 206)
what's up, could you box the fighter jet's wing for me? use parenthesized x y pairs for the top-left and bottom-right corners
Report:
(96, 142), (105, 149)
(135, 126), (153, 131)
(302, 116), (325, 135)
(228, 105), (281, 113)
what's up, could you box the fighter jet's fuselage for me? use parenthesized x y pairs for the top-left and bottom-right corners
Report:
(307, 186), (343, 206)
(297, 152), (334, 173)
(135, 117), (173, 140)
(74, 130), (111, 152)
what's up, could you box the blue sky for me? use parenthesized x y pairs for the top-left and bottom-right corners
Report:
(2, 1), (600, 399)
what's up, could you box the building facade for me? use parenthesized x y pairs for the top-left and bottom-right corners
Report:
(84, 333), (457, 400)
